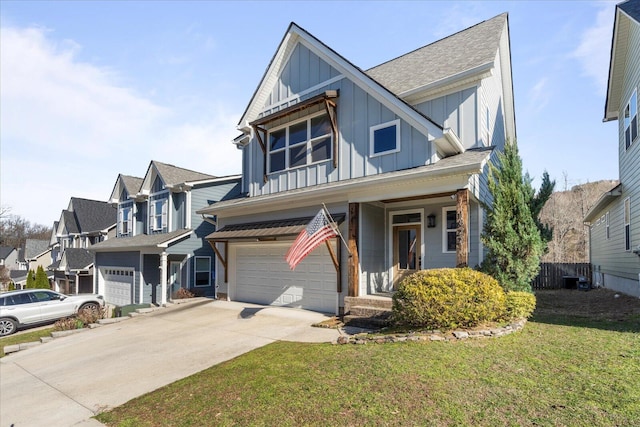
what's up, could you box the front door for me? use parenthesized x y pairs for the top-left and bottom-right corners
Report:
(393, 225), (421, 289)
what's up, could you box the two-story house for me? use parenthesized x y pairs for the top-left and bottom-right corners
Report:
(9, 239), (52, 289)
(90, 161), (241, 307)
(585, 0), (640, 297)
(49, 198), (117, 294)
(198, 14), (515, 315)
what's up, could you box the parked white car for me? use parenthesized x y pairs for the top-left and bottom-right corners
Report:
(0, 289), (105, 336)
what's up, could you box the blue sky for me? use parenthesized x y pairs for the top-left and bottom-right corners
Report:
(1, 0), (619, 226)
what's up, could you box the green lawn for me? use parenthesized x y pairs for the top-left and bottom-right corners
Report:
(96, 294), (640, 427)
(0, 328), (55, 357)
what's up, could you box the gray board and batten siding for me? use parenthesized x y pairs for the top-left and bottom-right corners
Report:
(246, 42), (498, 199)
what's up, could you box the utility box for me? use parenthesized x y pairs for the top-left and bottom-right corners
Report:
(577, 277), (590, 291)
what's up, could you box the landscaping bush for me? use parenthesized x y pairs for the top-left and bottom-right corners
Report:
(391, 268), (506, 329)
(504, 291), (536, 320)
(53, 306), (108, 331)
(173, 287), (195, 299)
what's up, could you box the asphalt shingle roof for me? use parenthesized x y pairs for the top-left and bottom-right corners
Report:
(90, 229), (192, 251)
(63, 248), (94, 270)
(0, 246), (15, 259)
(366, 13), (507, 95)
(69, 198), (117, 233)
(24, 239), (49, 259)
(121, 175), (143, 196)
(620, 0), (640, 22)
(153, 161), (215, 186)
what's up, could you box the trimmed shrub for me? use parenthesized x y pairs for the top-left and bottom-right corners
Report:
(504, 291), (536, 320)
(392, 268), (506, 329)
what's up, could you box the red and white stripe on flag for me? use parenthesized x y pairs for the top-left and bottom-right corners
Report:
(285, 209), (337, 270)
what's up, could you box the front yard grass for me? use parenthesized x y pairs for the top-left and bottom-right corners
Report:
(97, 290), (640, 426)
(0, 327), (55, 357)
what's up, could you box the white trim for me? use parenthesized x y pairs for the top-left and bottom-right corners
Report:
(605, 211), (610, 240)
(442, 207), (457, 253)
(267, 111), (333, 173)
(259, 75), (345, 115)
(624, 197), (631, 251)
(194, 256), (211, 287)
(370, 119), (401, 157)
(186, 191), (192, 229)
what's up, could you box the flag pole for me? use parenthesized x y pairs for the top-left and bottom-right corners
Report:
(322, 203), (352, 256)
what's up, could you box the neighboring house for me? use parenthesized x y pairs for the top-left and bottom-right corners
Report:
(585, 0), (640, 297)
(0, 247), (19, 290)
(49, 198), (117, 294)
(0, 247), (18, 269)
(90, 161), (242, 307)
(17, 239), (51, 272)
(197, 14), (515, 315)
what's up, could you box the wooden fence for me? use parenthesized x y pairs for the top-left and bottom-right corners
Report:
(532, 263), (592, 290)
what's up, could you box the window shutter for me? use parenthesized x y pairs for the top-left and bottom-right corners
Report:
(162, 200), (168, 230)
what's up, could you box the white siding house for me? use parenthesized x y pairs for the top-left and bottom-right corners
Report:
(585, 0), (640, 297)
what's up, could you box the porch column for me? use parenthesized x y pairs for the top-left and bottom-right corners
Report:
(348, 203), (360, 297)
(75, 273), (79, 294)
(456, 188), (469, 268)
(160, 251), (168, 306)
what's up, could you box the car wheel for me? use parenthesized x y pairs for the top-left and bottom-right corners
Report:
(0, 318), (17, 337)
(79, 302), (100, 315)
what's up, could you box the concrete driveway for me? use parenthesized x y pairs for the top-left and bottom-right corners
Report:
(0, 299), (342, 427)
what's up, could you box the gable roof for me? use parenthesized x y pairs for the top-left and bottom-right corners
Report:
(24, 239), (50, 259)
(237, 22), (451, 148)
(604, 0), (640, 121)
(0, 246), (16, 260)
(139, 160), (216, 194)
(366, 13), (508, 97)
(61, 248), (93, 270)
(69, 198), (117, 233)
(108, 174), (144, 203)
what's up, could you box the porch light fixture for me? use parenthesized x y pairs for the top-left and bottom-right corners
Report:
(427, 214), (436, 228)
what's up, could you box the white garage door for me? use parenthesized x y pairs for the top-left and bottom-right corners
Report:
(232, 243), (337, 313)
(101, 268), (134, 306)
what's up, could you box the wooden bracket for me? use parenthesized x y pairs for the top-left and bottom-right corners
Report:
(209, 240), (228, 283)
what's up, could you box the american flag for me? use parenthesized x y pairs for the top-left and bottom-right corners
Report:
(285, 209), (337, 270)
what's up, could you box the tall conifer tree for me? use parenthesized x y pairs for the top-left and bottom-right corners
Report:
(481, 140), (545, 292)
(35, 265), (50, 289)
(25, 270), (36, 289)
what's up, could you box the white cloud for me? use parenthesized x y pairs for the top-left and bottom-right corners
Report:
(528, 78), (550, 114)
(572, 2), (616, 95)
(0, 25), (241, 226)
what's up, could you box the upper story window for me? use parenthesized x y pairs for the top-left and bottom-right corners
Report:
(624, 198), (631, 251)
(370, 119), (400, 157)
(624, 89), (638, 150)
(119, 205), (132, 237)
(268, 113), (332, 173)
(149, 196), (168, 234)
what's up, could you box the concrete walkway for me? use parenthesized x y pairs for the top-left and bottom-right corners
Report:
(0, 299), (342, 427)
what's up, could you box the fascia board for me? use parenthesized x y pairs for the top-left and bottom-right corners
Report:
(400, 62), (493, 103)
(296, 35), (443, 140)
(157, 230), (193, 248)
(604, 8), (624, 121)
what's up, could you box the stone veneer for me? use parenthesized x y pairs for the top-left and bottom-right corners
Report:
(335, 319), (527, 345)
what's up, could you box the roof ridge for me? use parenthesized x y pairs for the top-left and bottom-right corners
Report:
(367, 12), (507, 72)
(151, 160), (216, 179)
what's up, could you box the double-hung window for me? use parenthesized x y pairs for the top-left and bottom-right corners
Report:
(149, 197), (168, 233)
(194, 256), (211, 287)
(624, 89), (638, 150)
(370, 119), (400, 156)
(119, 205), (132, 237)
(268, 113), (332, 173)
(605, 211), (610, 240)
(443, 208), (457, 253)
(624, 198), (631, 251)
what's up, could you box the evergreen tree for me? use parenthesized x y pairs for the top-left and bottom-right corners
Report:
(25, 270), (36, 289)
(35, 266), (50, 289)
(524, 170), (556, 247)
(481, 140), (545, 292)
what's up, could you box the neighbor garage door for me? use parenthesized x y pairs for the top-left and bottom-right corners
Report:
(101, 268), (134, 306)
(231, 243), (337, 313)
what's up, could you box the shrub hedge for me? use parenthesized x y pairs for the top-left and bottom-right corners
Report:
(504, 291), (536, 320)
(392, 268), (506, 329)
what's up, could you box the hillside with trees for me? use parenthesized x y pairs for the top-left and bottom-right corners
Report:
(539, 179), (619, 263)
